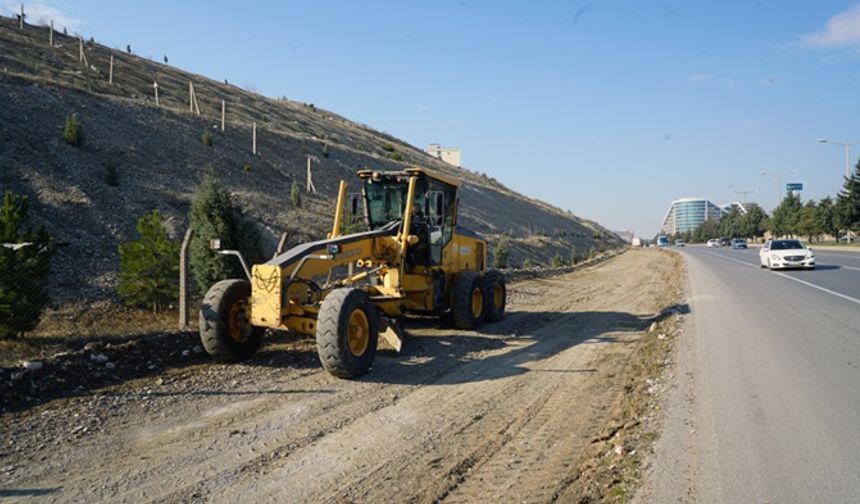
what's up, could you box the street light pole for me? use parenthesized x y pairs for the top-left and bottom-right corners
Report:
(731, 188), (757, 204)
(761, 170), (797, 205)
(818, 138), (859, 180)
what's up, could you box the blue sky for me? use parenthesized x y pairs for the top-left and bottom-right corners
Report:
(6, 1), (860, 236)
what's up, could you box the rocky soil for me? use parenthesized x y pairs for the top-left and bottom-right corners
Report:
(0, 249), (685, 503)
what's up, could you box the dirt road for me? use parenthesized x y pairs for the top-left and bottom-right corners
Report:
(1, 249), (681, 503)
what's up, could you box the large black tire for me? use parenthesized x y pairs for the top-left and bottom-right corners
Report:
(199, 279), (265, 362)
(316, 288), (379, 379)
(483, 270), (507, 323)
(452, 272), (485, 330)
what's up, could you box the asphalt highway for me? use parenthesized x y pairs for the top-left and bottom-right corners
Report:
(637, 245), (860, 503)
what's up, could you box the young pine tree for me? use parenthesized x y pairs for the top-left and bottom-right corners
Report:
(492, 240), (509, 269)
(117, 210), (180, 312)
(0, 192), (52, 339)
(189, 177), (264, 294)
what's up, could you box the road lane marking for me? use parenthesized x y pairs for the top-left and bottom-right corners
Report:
(704, 252), (860, 306)
(844, 266), (860, 272)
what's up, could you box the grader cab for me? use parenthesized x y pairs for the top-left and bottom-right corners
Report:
(199, 167), (506, 378)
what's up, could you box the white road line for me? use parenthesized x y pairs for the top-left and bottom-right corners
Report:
(704, 252), (860, 306)
(843, 266), (860, 272)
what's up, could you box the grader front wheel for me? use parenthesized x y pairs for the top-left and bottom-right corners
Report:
(316, 288), (379, 379)
(199, 279), (265, 361)
(452, 272), (485, 330)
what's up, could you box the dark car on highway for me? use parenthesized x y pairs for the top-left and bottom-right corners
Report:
(719, 237), (731, 247)
(731, 239), (747, 249)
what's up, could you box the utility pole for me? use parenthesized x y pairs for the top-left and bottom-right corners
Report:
(19, 3), (24, 29)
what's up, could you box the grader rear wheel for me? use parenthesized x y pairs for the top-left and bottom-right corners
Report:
(199, 279), (265, 361)
(483, 269), (507, 322)
(452, 272), (485, 330)
(316, 288), (379, 379)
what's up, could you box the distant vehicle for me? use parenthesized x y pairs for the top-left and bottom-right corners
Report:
(760, 239), (815, 270)
(657, 235), (669, 248)
(840, 235), (855, 244)
(731, 238), (747, 249)
(719, 237), (731, 247)
(707, 239), (719, 248)
(632, 237), (642, 247)
(675, 241), (686, 247)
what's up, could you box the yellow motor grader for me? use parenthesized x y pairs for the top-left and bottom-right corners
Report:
(199, 167), (506, 378)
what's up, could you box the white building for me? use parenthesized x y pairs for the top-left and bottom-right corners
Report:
(425, 144), (461, 167)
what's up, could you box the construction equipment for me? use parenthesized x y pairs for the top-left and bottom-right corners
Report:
(199, 167), (507, 378)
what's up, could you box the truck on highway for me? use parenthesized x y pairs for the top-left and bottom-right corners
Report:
(657, 235), (669, 248)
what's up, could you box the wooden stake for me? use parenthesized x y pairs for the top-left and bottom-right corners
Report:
(178, 228), (193, 330)
(307, 156), (317, 193)
(109, 55), (113, 85)
(48, 20), (53, 47)
(220, 100), (225, 132)
(19, 3), (24, 29)
(78, 37), (88, 66)
(252, 122), (257, 155)
(153, 81), (159, 105)
(188, 81), (200, 114)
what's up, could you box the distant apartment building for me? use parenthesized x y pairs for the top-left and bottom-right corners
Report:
(425, 143), (461, 167)
(660, 197), (724, 235)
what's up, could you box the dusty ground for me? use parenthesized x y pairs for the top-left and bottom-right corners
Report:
(0, 249), (683, 503)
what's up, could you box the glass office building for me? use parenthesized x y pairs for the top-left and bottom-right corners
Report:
(660, 198), (724, 235)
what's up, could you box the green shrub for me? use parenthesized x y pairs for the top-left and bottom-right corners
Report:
(322, 144), (330, 158)
(290, 180), (301, 208)
(382, 142), (395, 152)
(103, 160), (119, 187)
(569, 245), (577, 265)
(492, 240), (509, 269)
(243, 163), (252, 173)
(300, 143), (308, 155)
(117, 210), (180, 312)
(551, 254), (563, 268)
(201, 130), (213, 146)
(189, 176), (264, 293)
(522, 258), (533, 269)
(0, 192), (52, 339)
(390, 152), (404, 162)
(63, 114), (84, 147)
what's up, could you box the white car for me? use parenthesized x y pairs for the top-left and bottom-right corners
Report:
(759, 239), (815, 270)
(706, 239), (719, 248)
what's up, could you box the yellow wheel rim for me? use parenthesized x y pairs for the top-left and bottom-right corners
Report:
(347, 308), (370, 356)
(494, 284), (504, 310)
(228, 300), (250, 343)
(471, 287), (483, 319)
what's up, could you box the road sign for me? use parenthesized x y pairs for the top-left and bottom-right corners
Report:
(786, 183), (803, 191)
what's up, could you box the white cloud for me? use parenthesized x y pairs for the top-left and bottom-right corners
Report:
(803, 4), (860, 48)
(689, 73), (710, 83)
(2, 1), (83, 32)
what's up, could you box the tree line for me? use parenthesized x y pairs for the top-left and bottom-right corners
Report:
(674, 161), (860, 244)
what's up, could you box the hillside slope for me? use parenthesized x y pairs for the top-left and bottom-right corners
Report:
(0, 16), (621, 305)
